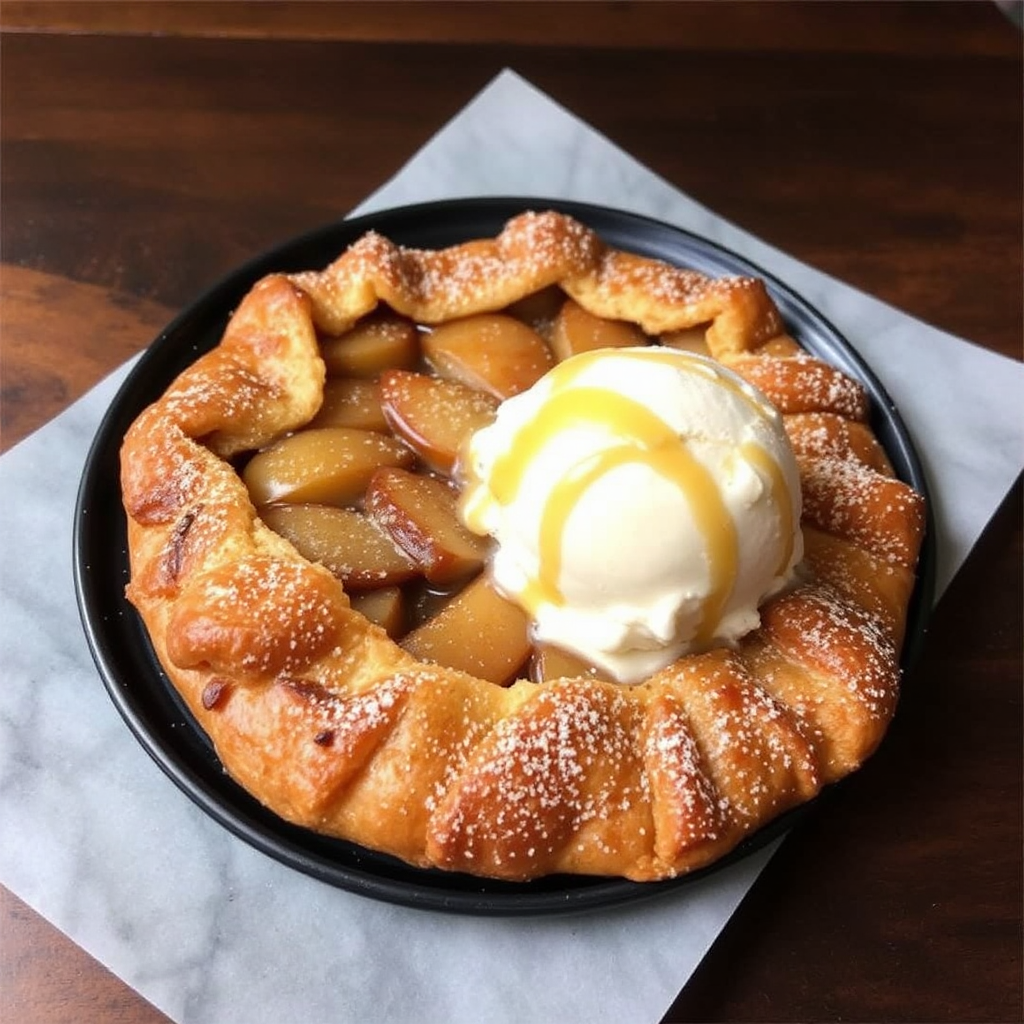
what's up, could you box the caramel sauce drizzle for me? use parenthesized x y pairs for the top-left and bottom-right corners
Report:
(739, 440), (796, 576)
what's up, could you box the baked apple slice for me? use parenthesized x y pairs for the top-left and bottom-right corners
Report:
(242, 427), (413, 507)
(306, 377), (389, 432)
(659, 325), (711, 355)
(400, 574), (531, 685)
(350, 586), (406, 637)
(530, 643), (611, 683)
(379, 370), (498, 475)
(258, 503), (417, 588)
(505, 285), (565, 338)
(550, 298), (646, 361)
(366, 467), (491, 585)
(422, 313), (554, 399)
(321, 311), (420, 378)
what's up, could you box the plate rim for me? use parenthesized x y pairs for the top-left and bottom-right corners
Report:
(73, 196), (934, 916)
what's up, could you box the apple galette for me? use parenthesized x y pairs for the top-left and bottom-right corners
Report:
(120, 211), (925, 881)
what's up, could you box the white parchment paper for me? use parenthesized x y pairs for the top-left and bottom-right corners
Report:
(1, 70), (1021, 1024)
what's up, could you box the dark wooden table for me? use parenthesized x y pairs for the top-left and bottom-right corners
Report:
(1, 3), (1020, 1022)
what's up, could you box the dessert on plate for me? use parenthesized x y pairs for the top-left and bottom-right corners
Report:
(120, 210), (925, 882)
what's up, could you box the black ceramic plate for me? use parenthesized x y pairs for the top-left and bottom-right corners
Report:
(74, 198), (933, 916)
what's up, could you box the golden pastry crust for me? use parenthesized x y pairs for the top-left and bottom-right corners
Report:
(121, 210), (925, 882)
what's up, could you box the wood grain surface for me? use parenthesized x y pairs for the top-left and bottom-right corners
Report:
(1, 3), (1020, 1023)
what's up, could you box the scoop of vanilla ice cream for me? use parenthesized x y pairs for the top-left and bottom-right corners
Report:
(458, 346), (803, 684)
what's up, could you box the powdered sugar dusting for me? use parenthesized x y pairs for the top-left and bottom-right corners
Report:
(645, 699), (724, 847)
(276, 673), (408, 752)
(801, 455), (922, 565)
(733, 354), (869, 420)
(432, 683), (647, 868)
(766, 586), (898, 723)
